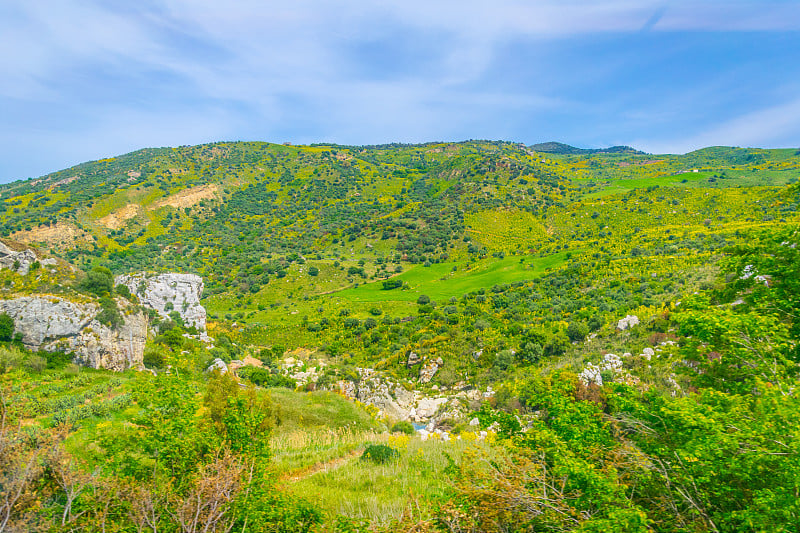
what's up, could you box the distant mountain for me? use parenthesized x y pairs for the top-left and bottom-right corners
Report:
(530, 142), (646, 155)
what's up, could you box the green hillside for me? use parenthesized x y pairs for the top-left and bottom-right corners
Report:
(1, 141), (799, 531)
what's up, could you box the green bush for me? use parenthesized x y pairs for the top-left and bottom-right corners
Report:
(143, 347), (166, 369)
(0, 312), (15, 342)
(81, 266), (114, 296)
(96, 296), (123, 328)
(391, 420), (415, 435)
(238, 366), (295, 389)
(114, 283), (132, 300)
(361, 444), (399, 464)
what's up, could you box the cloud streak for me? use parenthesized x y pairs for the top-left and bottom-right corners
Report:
(1, 0), (799, 181)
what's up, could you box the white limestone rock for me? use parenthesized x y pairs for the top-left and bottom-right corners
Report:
(419, 357), (444, 383)
(617, 315), (640, 330)
(414, 397), (448, 419)
(0, 241), (39, 275)
(0, 295), (145, 371)
(116, 272), (207, 331)
(207, 358), (228, 374)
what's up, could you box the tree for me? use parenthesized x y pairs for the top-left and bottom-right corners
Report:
(0, 313), (14, 342)
(81, 266), (113, 296)
(567, 321), (589, 342)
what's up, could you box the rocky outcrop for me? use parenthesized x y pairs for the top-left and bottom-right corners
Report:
(0, 241), (39, 275)
(356, 369), (407, 420)
(115, 272), (206, 331)
(419, 357), (443, 383)
(45, 307), (147, 372)
(0, 296), (145, 371)
(206, 358), (229, 374)
(332, 368), (474, 426)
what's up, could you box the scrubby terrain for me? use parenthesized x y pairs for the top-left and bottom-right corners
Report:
(0, 140), (798, 531)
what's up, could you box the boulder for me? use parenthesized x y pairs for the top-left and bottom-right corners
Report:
(394, 386), (416, 410)
(419, 357), (443, 383)
(207, 358), (228, 374)
(115, 272), (207, 331)
(414, 397), (448, 419)
(406, 351), (421, 367)
(0, 241), (39, 275)
(616, 315), (640, 330)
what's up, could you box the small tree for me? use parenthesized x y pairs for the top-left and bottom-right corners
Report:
(0, 313), (14, 342)
(81, 266), (114, 296)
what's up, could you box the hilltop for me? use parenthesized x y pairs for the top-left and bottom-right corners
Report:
(529, 141), (647, 155)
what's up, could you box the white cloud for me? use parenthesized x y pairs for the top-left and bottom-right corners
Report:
(635, 98), (800, 153)
(1, 0), (799, 180)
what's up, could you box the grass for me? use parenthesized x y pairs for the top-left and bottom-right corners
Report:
(335, 252), (570, 303)
(579, 168), (798, 198)
(287, 433), (502, 526)
(269, 388), (382, 434)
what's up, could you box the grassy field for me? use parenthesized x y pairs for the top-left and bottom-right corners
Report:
(578, 168), (798, 198)
(285, 433), (501, 526)
(334, 252), (570, 304)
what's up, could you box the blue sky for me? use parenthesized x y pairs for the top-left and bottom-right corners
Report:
(1, 0), (799, 183)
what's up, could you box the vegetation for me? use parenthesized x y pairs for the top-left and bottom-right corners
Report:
(0, 141), (798, 530)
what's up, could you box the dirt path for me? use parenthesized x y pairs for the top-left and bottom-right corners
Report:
(282, 448), (363, 483)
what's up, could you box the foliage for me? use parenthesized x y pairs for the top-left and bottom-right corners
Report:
(361, 444), (399, 464)
(81, 266), (114, 296)
(390, 420), (415, 435)
(0, 312), (14, 342)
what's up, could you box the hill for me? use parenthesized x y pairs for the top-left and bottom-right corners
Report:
(0, 140), (799, 530)
(530, 141), (646, 155)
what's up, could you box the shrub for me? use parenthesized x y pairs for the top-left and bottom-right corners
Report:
(96, 296), (123, 328)
(382, 279), (403, 290)
(361, 444), (399, 464)
(143, 348), (166, 369)
(0, 312), (15, 342)
(42, 350), (72, 369)
(81, 266), (113, 296)
(391, 421), (415, 435)
(0, 345), (25, 373)
(24, 355), (46, 373)
(239, 367), (295, 389)
(115, 283), (132, 300)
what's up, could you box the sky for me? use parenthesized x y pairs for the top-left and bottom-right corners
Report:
(1, 0), (800, 183)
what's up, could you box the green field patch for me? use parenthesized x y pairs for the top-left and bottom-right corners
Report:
(580, 168), (798, 198)
(335, 253), (569, 303)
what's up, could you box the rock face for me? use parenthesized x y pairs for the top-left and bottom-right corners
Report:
(0, 241), (39, 275)
(333, 368), (468, 426)
(406, 351), (421, 367)
(116, 273), (206, 331)
(0, 296), (146, 371)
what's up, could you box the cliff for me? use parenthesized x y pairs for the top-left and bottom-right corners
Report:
(0, 295), (146, 371)
(115, 272), (207, 331)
